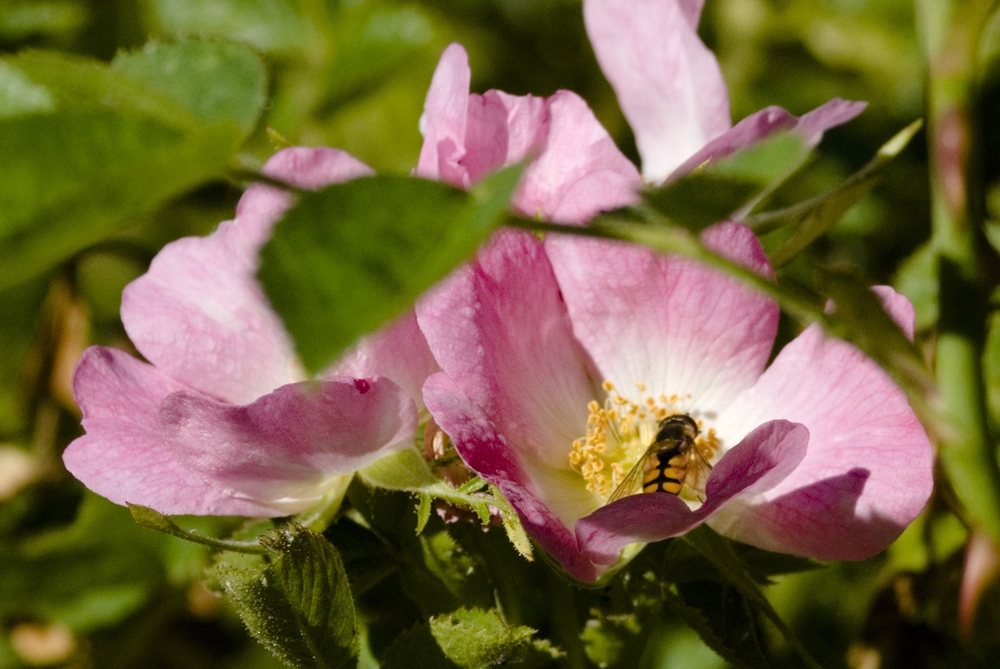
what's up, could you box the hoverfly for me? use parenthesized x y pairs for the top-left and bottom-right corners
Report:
(606, 414), (714, 503)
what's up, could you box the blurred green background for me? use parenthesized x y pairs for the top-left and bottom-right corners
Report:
(1, 0), (998, 667)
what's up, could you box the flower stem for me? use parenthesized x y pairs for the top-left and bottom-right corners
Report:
(544, 569), (588, 669)
(919, 0), (1000, 544)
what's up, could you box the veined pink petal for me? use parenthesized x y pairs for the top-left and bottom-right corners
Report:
(63, 347), (275, 516)
(576, 420), (809, 565)
(121, 148), (374, 405)
(515, 90), (641, 223)
(329, 310), (440, 411)
(670, 100), (867, 181)
(417, 43), (472, 186)
(710, 292), (932, 559)
(423, 373), (598, 582)
(416, 230), (596, 469)
(162, 376), (417, 514)
(584, 0), (731, 183)
(545, 222), (777, 411)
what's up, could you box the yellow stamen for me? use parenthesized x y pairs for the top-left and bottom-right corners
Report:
(569, 379), (706, 498)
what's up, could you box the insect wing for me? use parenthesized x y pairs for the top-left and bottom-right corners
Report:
(682, 443), (714, 501)
(606, 446), (653, 503)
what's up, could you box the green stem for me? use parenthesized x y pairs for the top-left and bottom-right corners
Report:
(919, 0), (1000, 543)
(129, 504), (270, 554)
(544, 569), (589, 669)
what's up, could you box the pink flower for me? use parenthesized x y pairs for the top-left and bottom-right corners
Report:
(416, 43), (640, 224)
(64, 147), (439, 517)
(412, 1), (931, 581)
(61, 34), (647, 519)
(418, 227), (932, 582)
(583, 0), (868, 184)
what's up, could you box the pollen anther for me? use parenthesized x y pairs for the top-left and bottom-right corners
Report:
(569, 379), (707, 498)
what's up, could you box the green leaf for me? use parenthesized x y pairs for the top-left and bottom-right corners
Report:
(0, 276), (47, 435)
(429, 608), (538, 669)
(113, 40), (267, 137)
(218, 525), (359, 669)
(381, 623), (457, 669)
(643, 132), (810, 232)
(580, 612), (645, 669)
(0, 60), (55, 117)
(5, 50), (199, 126)
(0, 111), (238, 288)
(322, 520), (396, 599)
(488, 485), (534, 561)
(357, 450), (494, 529)
(672, 582), (767, 669)
(682, 526), (822, 669)
(419, 531), (492, 610)
(0, 494), (169, 633)
(146, 0), (307, 56)
(0, 1), (87, 41)
(662, 588), (745, 668)
(320, 6), (434, 109)
(259, 165), (522, 373)
(752, 119), (923, 266)
(730, 544), (823, 584)
(0, 50), (249, 288)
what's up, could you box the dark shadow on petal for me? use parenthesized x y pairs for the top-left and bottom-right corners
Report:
(726, 467), (893, 561)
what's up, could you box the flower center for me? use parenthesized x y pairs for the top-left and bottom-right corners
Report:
(569, 380), (720, 501)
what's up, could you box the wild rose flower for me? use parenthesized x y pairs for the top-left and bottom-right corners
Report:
(63, 37), (648, 518)
(417, 43), (641, 224)
(418, 226), (932, 582)
(583, 0), (867, 186)
(64, 147), (439, 517)
(413, 0), (932, 581)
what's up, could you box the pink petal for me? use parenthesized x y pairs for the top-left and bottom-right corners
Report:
(121, 148), (373, 405)
(711, 317), (933, 559)
(584, 0), (731, 183)
(328, 310), (440, 411)
(670, 100), (867, 181)
(416, 230), (596, 469)
(423, 372), (598, 582)
(676, 0), (706, 27)
(576, 420), (808, 565)
(63, 347), (275, 516)
(416, 45), (555, 191)
(161, 376), (417, 514)
(545, 222), (778, 410)
(872, 285), (916, 340)
(795, 99), (868, 147)
(669, 106), (797, 179)
(416, 43), (472, 186)
(462, 89), (549, 184)
(515, 90), (641, 223)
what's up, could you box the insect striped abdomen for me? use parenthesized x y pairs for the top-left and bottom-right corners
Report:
(642, 448), (690, 494)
